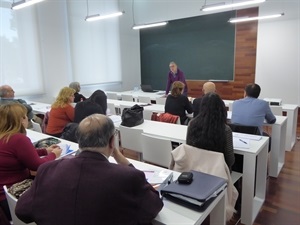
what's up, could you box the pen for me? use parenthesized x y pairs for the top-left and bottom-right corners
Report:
(239, 139), (248, 144)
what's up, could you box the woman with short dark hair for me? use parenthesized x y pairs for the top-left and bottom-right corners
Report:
(165, 81), (193, 125)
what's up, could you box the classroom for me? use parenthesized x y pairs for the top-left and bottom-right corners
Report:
(0, 0), (299, 225)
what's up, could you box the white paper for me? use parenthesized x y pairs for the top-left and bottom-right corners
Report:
(233, 137), (250, 149)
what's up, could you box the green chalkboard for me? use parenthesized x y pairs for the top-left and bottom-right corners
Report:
(140, 11), (236, 90)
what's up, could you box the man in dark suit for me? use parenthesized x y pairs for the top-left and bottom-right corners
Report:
(192, 82), (216, 117)
(16, 114), (163, 225)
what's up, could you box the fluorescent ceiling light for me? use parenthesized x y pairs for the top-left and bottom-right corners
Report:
(132, 22), (168, 30)
(11, 0), (45, 10)
(201, 0), (266, 11)
(229, 13), (284, 23)
(85, 11), (124, 22)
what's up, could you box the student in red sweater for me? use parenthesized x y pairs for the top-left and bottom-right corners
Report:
(0, 103), (62, 222)
(46, 87), (75, 137)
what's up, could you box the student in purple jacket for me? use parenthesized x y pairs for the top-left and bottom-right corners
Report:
(165, 61), (188, 96)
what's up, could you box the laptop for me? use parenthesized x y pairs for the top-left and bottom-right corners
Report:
(140, 84), (158, 93)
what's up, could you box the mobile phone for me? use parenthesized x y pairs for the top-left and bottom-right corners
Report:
(177, 172), (193, 184)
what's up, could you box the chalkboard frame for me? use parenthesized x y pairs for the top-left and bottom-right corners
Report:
(140, 11), (236, 90)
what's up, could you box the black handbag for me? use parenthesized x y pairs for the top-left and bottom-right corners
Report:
(121, 104), (144, 127)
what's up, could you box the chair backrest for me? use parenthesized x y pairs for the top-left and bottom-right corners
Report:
(119, 104), (129, 115)
(155, 97), (166, 105)
(119, 125), (143, 160)
(121, 94), (134, 102)
(41, 111), (50, 133)
(106, 92), (118, 100)
(137, 96), (151, 104)
(3, 185), (36, 225)
(152, 112), (180, 124)
(107, 102), (116, 115)
(31, 120), (42, 133)
(228, 123), (260, 135)
(143, 109), (153, 120)
(270, 105), (283, 116)
(141, 133), (173, 168)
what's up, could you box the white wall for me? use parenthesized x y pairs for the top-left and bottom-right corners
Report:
(26, 0), (299, 105)
(256, 0), (300, 105)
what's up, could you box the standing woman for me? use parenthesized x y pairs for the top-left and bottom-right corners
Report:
(186, 92), (235, 171)
(165, 81), (193, 125)
(69, 82), (86, 103)
(0, 103), (62, 221)
(46, 87), (75, 137)
(165, 62), (188, 96)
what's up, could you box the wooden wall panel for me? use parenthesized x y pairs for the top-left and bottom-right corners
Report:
(187, 8), (259, 100)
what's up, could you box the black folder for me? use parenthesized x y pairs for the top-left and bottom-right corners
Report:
(160, 170), (227, 208)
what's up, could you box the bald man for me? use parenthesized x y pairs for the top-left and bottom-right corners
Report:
(192, 82), (216, 117)
(16, 114), (163, 225)
(0, 85), (34, 120)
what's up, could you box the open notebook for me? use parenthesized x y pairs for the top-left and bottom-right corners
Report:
(57, 143), (77, 158)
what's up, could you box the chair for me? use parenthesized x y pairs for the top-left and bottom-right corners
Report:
(119, 104), (129, 115)
(155, 97), (166, 105)
(143, 109), (153, 120)
(119, 125), (143, 160)
(152, 112), (180, 124)
(121, 94), (134, 102)
(137, 96), (151, 104)
(106, 92), (118, 100)
(107, 102), (116, 115)
(228, 123), (260, 135)
(270, 105), (283, 116)
(3, 185), (36, 225)
(169, 144), (239, 221)
(141, 133), (173, 168)
(41, 111), (50, 133)
(31, 120), (42, 133)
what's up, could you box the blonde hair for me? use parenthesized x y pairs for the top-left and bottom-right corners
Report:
(171, 81), (185, 97)
(0, 103), (27, 142)
(52, 87), (75, 108)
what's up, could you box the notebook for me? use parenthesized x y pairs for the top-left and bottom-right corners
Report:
(140, 84), (158, 93)
(160, 170), (227, 207)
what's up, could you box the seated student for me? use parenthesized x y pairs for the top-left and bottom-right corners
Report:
(69, 81), (86, 103)
(74, 90), (107, 123)
(186, 92), (235, 171)
(231, 83), (276, 135)
(16, 114), (163, 225)
(165, 81), (193, 125)
(0, 103), (62, 222)
(0, 85), (38, 125)
(46, 87), (75, 137)
(61, 90), (107, 142)
(192, 81), (216, 117)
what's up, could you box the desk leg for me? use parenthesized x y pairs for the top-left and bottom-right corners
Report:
(210, 191), (226, 225)
(285, 108), (298, 151)
(240, 153), (256, 225)
(269, 121), (287, 177)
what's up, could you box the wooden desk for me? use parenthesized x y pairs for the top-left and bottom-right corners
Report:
(26, 129), (226, 225)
